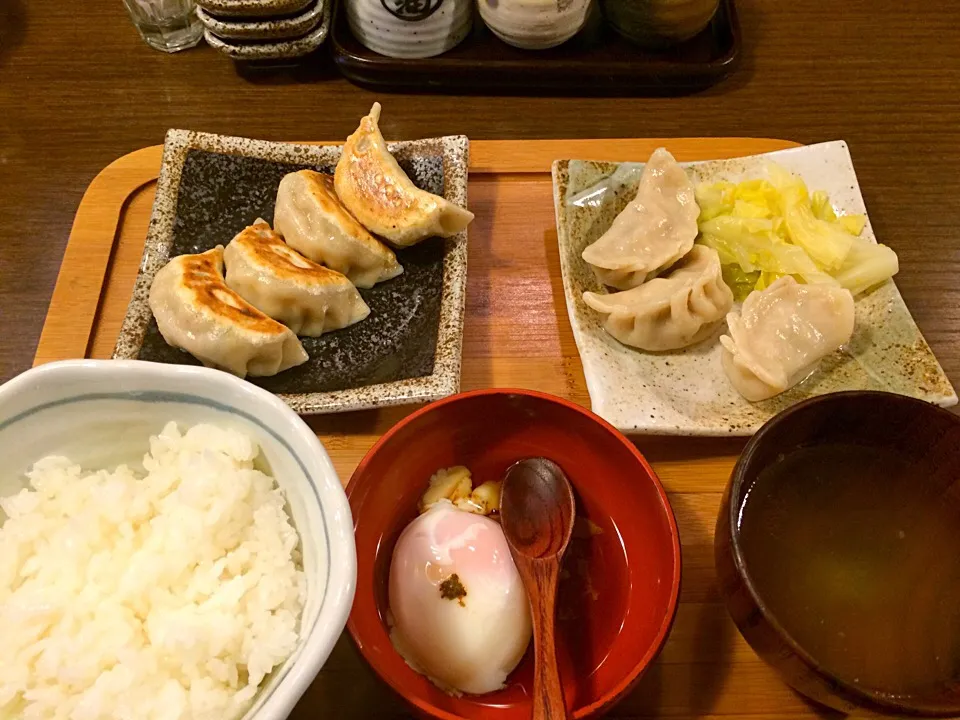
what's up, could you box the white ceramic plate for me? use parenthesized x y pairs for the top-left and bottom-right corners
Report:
(553, 141), (958, 436)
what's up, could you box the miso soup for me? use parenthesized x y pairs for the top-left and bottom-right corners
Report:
(738, 443), (960, 697)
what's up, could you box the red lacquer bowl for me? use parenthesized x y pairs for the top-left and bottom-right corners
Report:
(346, 389), (681, 719)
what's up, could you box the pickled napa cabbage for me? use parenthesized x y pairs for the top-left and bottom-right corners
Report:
(695, 163), (898, 299)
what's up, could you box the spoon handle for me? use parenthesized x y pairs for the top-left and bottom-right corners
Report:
(527, 561), (567, 720)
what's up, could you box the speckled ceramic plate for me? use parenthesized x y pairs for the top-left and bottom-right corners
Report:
(554, 141), (958, 436)
(196, 0), (312, 18)
(114, 129), (470, 415)
(197, 0), (324, 41)
(204, 3), (329, 59)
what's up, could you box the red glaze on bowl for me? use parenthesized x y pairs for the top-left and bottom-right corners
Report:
(347, 389), (681, 719)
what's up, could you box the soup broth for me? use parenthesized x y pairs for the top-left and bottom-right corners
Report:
(738, 443), (960, 697)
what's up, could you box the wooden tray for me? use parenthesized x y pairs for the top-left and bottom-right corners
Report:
(34, 137), (851, 720)
(329, 0), (739, 95)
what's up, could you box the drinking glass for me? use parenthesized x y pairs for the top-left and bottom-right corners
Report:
(122, 0), (204, 52)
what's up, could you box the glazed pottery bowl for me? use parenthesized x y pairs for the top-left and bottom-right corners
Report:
(600, 0), (719, 48)
(0, 359), (357, 720)
(478, 0), (593, 50)
(347, 388), (681, 719)
(345, 0), (472, 59)
(716, 391), (960, 717)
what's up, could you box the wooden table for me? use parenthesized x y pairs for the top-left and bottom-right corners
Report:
(2, 0), (959, 388)
(1, 1), (959, 719)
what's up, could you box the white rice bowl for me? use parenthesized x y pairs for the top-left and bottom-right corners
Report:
(0, 422), (307, 720)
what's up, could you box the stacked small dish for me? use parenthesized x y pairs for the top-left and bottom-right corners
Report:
(197, 0), (330, 60)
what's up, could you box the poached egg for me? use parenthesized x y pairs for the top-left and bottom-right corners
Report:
(388, 500), (531, 695)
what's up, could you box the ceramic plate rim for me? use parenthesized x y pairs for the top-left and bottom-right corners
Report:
(113, 129), (469, 415)
(196, 0), (325, 40)
(202, 4), (330, 59)
(196, 0), (313, 19)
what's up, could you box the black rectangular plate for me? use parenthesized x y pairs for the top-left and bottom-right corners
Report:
(137, 150), (445, 395)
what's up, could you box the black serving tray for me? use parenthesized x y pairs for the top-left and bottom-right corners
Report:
(329, 0), (740, 95)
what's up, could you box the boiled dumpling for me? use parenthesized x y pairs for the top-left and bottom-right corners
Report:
(334, 103), (474, 248)
(274, 170), (403, 289)
(224, 220), (370, 337)
(583, 245), (733, 351)
(582, 148), (699, 290)
(149, 246), (308, 378)
(720, 276), (855, 401)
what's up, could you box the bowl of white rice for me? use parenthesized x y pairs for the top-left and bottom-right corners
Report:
(0, 359), (356, 720)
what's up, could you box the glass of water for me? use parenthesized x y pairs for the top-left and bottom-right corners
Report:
(122, 0), (204, 52)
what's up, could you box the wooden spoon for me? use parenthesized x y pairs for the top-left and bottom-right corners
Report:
(500, 457), (576, 720)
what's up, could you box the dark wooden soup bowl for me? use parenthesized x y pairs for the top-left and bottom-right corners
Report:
(715, 391), (960, 717)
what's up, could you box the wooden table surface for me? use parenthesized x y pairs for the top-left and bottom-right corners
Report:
(1, 2), (959, 718)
